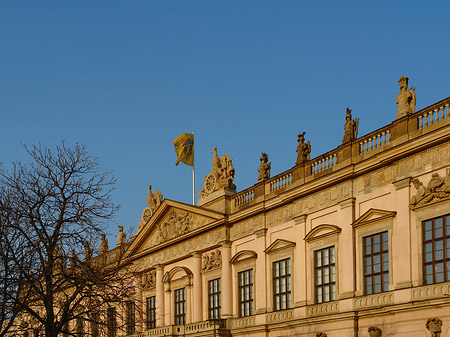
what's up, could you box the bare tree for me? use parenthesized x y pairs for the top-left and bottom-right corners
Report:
(0, 143), (135, 337)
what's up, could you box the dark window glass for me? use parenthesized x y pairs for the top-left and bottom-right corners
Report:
(174, 288), (186, 325)
(363, 231), (389, 294)
(146, 296), (156, 329)
(107, 307), (116, 337)
(208, 278), (221, 319)
(314, 246), (336, 303)
(126, 302), (135, 335)
(238, 269), (253, 317)
(273, 258), (291, 311)
(423, 215), (450, 284)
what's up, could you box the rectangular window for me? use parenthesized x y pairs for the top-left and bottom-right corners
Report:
(423, 214), (450, 284)
(238, 269), (254, 317)
(363, 231), (389, 295)
(273, 258), (291, 311)
(314, 246), (336, 303)
(107, 307), (116, 337)
(90, 312), (99, 337)
(76, 317), (84, 336)
(208, 278), (221, 319)
(126, 301), (135, 335)
(146, 296), (156, 330)
(174, 288), (186, 325)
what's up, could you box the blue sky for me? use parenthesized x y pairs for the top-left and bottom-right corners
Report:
(1, 1), (449, 241)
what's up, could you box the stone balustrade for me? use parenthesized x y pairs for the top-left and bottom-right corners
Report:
(266, 309), (294, 324)
(353, 292), (394, 309)
(310, 152), (337, 174)
(306, 302), (339, 317)
(359, 128), (391, 154)
(231, 316), (255, 328)
(234, 190), (255, 207)
(269, 172), (293, 192)
(417, 102), (450, 130)
(412, 281), (450, 301)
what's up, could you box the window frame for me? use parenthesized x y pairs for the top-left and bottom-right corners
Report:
(237, 269), (254, 317)
(207, 278), (221, 319)
(363, 231), (390, 294)
(146, 296), (156, 330)
(422, 214), (450, 284)
(107, 307), (117, 337)
(174, 287), (186, 325)
(125, 301), (135, 335)
(314, 245), (336, 304)
(273, 258), (291, 311)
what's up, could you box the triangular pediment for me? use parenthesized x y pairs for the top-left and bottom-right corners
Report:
(352, 208), (396, 228)
(264, 239), (296, 254)
(125, 199), (225, 259)
(304, 224), (341, 242)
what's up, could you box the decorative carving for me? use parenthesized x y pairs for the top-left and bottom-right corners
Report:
(295, 132), (311, 165)
(139, 185), (163, 231)
(157, 209), (194, 243)
(257, 152), (271, 181)
(410, 170), (450, 207)
(117, 225), (126, 246)
(199, 148), (236, 198)
(426, 318), (442, 337)
(202, 249), (222, 271)
(100, 234), (109, 255)
(368, 327), (382, 337)
(342, 107), (359, 144)
(396, 76), (416, 119)
(316, 333), (327, 337)
(143, 269), (156, 288)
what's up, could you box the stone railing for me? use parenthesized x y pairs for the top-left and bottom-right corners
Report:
(310, 151), (338, 174)
(416, 101), (450, 130)
(231, 316), (256, 328)
(306, 301), (339, 317)
(412, 281), (450, 301)
(266, 309), (294, 324)
(353, 292), (394, 309)
(234, 190), (255, 207)
(133, 320), (226, 337)
(358, 126), (391, 155)
(269, 172), (293, 192)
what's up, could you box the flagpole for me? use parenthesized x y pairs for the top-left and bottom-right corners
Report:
(192, 131), (195, 205)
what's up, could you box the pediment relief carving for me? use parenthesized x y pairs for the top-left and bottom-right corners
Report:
(265, 239), (296, 254)
(304, 224), (341, 243)
(230, 250), (257, 264)
(202, 249), (222, 271)
(352, 208), (397, 228)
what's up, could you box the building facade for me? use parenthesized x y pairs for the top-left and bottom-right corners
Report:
(120, 91), (450, 337)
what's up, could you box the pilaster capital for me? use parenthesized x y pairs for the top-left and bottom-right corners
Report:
(220, 240), (232, 248)
(192, 251), (202, 258)
(338, 197), (355, 209)
(393, 177), (411, 190)
(293, 214), (307, 224)
(254, 228), (267, 238)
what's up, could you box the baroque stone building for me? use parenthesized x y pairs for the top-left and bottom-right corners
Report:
(118, 86), (450, 337)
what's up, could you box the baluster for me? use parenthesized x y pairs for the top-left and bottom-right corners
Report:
(425, 112), (430, 126)
(418, 116), (423, 130)
(446, 104), (450, 118)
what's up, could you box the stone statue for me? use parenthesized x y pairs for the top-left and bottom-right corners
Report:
(426, 318), (442, 337)
(257, 152), (271, 182)
(295, 132), (311, 165)
(139, 185), (164, 231)
(199, 148), (236, 198)
(69, 249), (77, 269)
(202, 250), (222, 271)
(117, 225), (126, 246)
(396, 76), (416, 119)
(410, 170), (450, 207)
(84, 244), (93, 262)
(342, 108), (359, 144)
(100, 234), (109, 255)
(368, 327), (382, 337)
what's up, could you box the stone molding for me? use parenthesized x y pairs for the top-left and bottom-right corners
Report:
(265, 309), (294, 324)
(411, 282), (450, 301)
(353, 292), (394, 309)
(306, 302), (339, 317)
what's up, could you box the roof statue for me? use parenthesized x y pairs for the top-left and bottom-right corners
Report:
(138, 184), (163, 231)
(396, 76), (416, 119)
(257, 152), (271, 182)
(342, 107), (359, 144)
(99, 234), (109, 255)
(295, 132), (311, 165)
(199, 147), (236, 199)
(117, 225), (126, 246)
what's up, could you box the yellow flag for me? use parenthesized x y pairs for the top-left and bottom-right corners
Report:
(173, 133), (194, 166)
